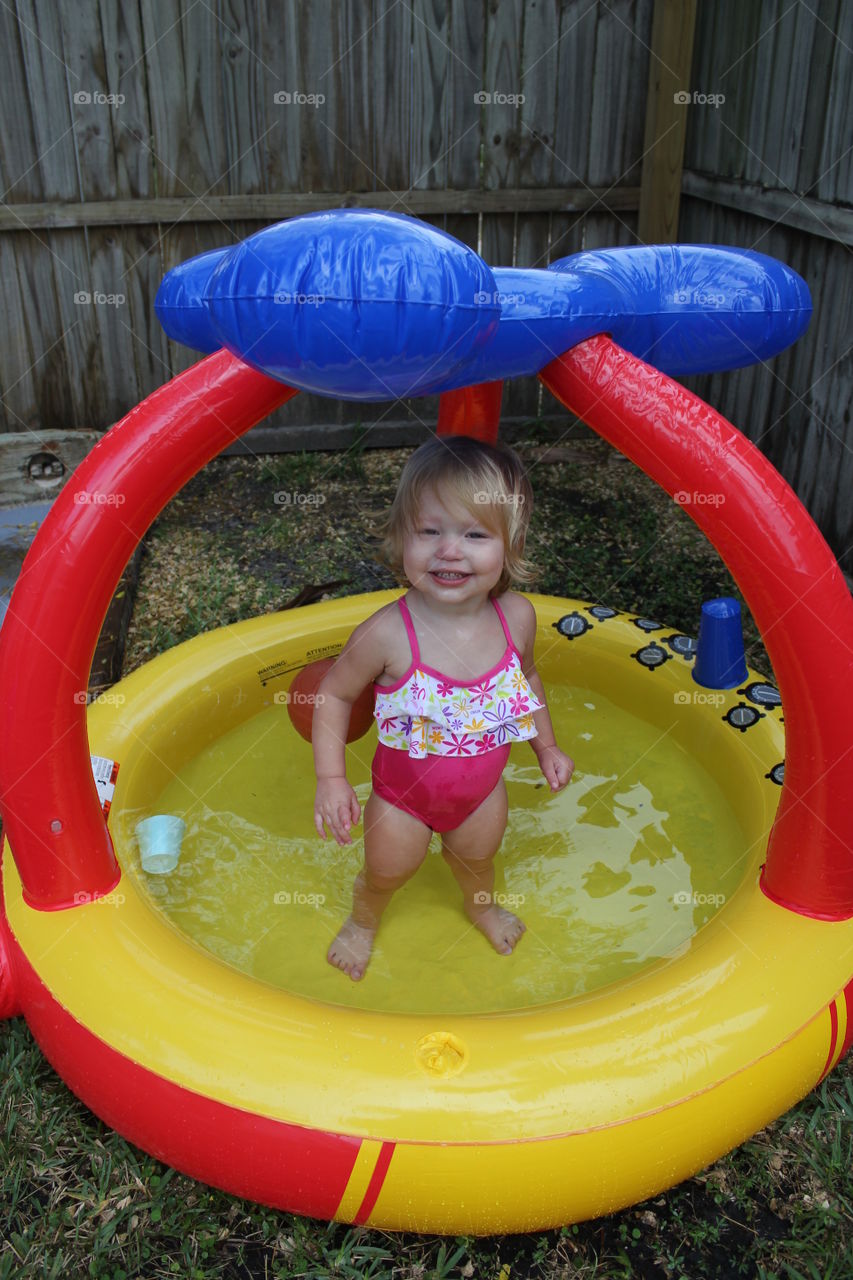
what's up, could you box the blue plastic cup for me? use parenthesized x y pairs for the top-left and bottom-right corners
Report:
(692, 597), (748, 689)
(136, 815), (186, 874)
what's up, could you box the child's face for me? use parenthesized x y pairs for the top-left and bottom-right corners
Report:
(403, 486), (506, 603)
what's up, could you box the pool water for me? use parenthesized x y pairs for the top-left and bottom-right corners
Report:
(113, 683), (751, 1014)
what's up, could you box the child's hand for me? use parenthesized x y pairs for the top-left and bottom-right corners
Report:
(315, 777), (361, 845)
(536, 745), (575, 793)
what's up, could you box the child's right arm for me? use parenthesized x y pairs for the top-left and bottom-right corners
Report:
(312, 610), (391, 845)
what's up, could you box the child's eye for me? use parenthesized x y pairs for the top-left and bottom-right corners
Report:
(417, 527), (488, 537)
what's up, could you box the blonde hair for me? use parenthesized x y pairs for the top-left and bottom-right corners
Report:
(368, 435), (538, 597)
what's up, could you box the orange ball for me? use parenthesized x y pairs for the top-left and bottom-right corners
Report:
(285, 657), (375, 744)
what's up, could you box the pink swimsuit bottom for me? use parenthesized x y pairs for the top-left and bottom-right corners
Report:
(371, 596), (520, 833)
(371, 738), (512, 833)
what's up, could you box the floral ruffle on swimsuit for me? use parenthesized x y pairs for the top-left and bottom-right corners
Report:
(373, 594), (544, 759)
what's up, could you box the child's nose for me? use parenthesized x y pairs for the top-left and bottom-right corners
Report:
(438, 536), (464, 558)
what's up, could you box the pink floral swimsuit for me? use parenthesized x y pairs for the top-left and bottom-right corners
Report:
(371, 594), (543, 832)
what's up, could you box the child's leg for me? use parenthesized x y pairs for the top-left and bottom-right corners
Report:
(327, 788), (433, 981)
(440, 776), (525, 955)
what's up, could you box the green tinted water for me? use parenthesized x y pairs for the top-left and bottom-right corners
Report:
(113, 684), (750, 1014)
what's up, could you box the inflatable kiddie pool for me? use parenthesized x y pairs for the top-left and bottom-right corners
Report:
(1, 211), (852, 1234)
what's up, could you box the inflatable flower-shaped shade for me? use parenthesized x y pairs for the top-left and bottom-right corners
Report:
(155, 209), (811, 398)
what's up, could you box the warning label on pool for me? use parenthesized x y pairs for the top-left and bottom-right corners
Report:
(90, 755), (119, 818)
(257, 645), (342, 686)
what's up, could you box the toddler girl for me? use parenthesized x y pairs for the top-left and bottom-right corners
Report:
(312, 435), (574, 980)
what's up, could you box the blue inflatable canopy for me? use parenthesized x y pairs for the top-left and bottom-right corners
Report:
(155, 209), (811, 401)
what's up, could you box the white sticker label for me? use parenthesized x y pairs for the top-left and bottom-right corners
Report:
(90, 755), (119, 818)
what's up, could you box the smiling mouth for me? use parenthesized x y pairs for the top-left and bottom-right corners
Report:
(431, 570), (470, 581)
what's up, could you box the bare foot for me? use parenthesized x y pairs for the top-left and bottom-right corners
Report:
(466, 904), (526, 955)
(327, 916), (375, 981)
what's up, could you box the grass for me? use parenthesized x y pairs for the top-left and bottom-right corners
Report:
(118, 429), (771, 680)
(2, 424), (851, 1279)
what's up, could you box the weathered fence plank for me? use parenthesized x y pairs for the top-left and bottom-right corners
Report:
(637, 0), (697, 244)
(412, 0), (450, 191)
(14, 3), (108, 430)
(0, 185), (642, 231)
(584, 0), (651, 252)
(816, 2), (853, 203)
(681, 171), (853, 246)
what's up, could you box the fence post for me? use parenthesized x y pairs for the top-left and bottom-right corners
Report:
(637, 0), (697, 245)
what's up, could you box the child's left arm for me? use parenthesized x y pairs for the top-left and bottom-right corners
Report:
(515, 596), (574, 793)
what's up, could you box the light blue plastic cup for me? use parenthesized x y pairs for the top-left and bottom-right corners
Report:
(135, 815), (186, 874)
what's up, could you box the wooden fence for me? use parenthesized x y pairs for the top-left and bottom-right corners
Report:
(680, 0), (853, 573)
(0, 0), (657, 440)
(0, 0), (850, 566)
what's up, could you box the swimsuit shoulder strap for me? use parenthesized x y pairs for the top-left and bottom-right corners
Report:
(491, 596), (515, 650)
(397, 595), (421, 666)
